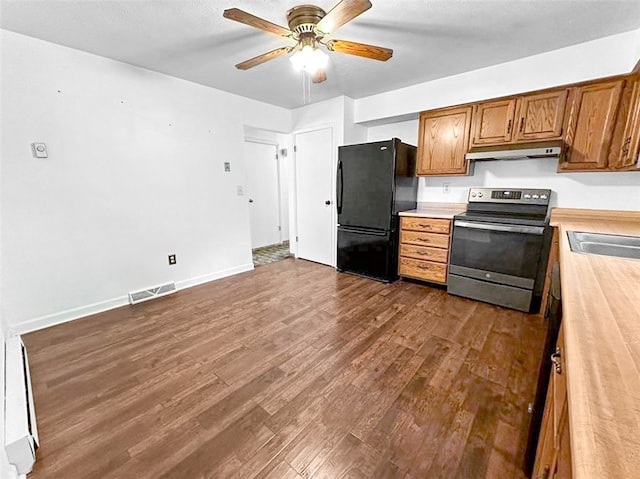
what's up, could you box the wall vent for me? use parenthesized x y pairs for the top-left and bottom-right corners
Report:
(128, 282), (177, 305)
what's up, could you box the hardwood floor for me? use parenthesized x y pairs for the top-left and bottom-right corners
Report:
(23, 258), (545, 479)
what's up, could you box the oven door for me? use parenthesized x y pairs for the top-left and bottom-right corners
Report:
(450, 220), (546, 286)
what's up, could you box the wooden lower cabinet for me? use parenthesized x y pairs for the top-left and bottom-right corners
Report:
(533, 326), (572, 479)
(398, 216), (452, 284)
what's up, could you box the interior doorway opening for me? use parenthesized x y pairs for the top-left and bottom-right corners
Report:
(243, 126), (292, 267)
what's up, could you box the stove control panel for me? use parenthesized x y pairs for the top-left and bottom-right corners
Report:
(468, 188), (551, 205)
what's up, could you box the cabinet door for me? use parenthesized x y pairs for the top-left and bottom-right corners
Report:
(416, 105), (472, 176)
(533, 326), (570, 479)
(515, 89), (569, 142)
(560, 80), (624, 171)
(533, 376), (556, 479)
(610, 75), (640, 169)
(553, 403), (573, 479)
(471, 99), (517, 146)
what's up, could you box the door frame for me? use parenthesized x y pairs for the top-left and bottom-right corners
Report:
(243, 138), (284, 245)
(292, 123), (338, 267)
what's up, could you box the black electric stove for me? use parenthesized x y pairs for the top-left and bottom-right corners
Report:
(448, 188), (553, 313)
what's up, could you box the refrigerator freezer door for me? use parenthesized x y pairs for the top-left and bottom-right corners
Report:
(337, 227), (397, 282)
(337, 141), (395, 230)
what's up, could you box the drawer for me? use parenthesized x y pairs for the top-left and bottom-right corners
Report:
(399, 257), (447, 283)
(400, 244), (448, 264)
(401, 217), (451, 234)
(400, 230), (450, 249)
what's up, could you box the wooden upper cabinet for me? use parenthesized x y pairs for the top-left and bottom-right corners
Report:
(609, 74), (640, 170)
(472, 99), (517, 146)
(560, 79), (624, 171)
(471, 90), (568, 147)
(416, 105), (472, 176)
(515, 89), (569, 142)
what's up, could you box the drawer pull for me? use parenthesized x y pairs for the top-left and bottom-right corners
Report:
(551, 347), (562, 374)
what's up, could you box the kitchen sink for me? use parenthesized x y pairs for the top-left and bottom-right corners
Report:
(567, 231), (640, 260)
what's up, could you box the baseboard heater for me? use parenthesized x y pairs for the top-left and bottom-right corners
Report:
(5, 336), (39, 475)
(128, 281), (177, 305)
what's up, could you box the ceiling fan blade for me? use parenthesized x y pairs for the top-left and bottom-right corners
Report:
(316, 0), (372, 35)
(235, 46), (293, 70)
(223, 8), (293, 37)
(312, 69), (327, 83)
(326, 39), (392, 61)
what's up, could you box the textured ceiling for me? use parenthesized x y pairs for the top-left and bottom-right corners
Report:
(2, 1), (640, 109)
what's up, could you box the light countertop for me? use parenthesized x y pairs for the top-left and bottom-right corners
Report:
(399, 202), (467, 219)
(549, 208), (640, 479)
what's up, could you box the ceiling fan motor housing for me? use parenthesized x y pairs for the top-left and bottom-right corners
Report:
(286, 4), (326, 36)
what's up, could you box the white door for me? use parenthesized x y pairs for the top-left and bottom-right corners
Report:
(295, 127), (334, 266)
(244, 141), (281, 249)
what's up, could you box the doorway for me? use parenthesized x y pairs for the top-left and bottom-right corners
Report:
(294, 127), (335, 267)
(243, 138), (291, 267)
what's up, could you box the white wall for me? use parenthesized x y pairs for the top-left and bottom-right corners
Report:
(1, 30), (291, 333)
(356, 29), (640, 124)
(368, 119), (640, 210)
(367, 119), (419, 147)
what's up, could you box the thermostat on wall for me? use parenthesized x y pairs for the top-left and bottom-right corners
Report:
(32, 143), (48, 158)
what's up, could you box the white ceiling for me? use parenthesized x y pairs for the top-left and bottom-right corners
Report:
(2, 1), (640, 109)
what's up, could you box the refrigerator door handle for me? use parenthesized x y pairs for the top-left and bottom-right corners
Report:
(338, 227), (389, 237)
(336, 160), (344, 215)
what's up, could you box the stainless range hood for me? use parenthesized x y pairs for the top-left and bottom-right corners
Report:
(465, 141), (564, 161)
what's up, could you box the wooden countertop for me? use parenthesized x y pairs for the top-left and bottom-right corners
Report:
(549, 208), (640, 479)
(399, 202), (467, 219)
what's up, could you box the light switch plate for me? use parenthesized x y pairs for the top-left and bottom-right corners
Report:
(32, 143), (48, 158)
(236, 185), (244, 196)
(224, 162), (231, 172)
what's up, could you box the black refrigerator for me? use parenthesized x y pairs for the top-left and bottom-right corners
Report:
(336, 138), (418, 282)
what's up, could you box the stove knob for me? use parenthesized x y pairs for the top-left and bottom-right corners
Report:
(471, 193), (477, 198)
(540, 194), (548, 200)
(524, 194), (532, 199)
(532, 194), (539, 199)
(477, 192), (484, 198)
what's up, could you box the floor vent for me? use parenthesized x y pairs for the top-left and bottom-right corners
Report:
(128, 282), (177, 305)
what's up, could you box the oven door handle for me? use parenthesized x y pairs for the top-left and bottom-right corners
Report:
(455, 221), (545, 235)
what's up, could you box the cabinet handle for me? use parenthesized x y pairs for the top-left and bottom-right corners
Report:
(519, 117), (525, 133)
(418, 224), (432, 229)
(507, 119), (512, 134)
(537, 466), (550, 479)
(551, 347), (562, 374)
(622, 136), (631, 158)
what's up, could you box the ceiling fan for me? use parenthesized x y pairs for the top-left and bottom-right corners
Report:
(223, 0), (393, 83)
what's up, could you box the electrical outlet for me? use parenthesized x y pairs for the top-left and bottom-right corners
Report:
(236, 185), (244, 196)
(224, 162), (231, 172)
(443, 182), (451, 194)
(168, 254), (176, 265)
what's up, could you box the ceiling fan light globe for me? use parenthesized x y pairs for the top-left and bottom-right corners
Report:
(290, 46), (328, 74)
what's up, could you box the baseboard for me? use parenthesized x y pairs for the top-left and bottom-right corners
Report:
(10, 263), (255, 335)
(11, 296), (130, 336)
(175, 263), (254, 290)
